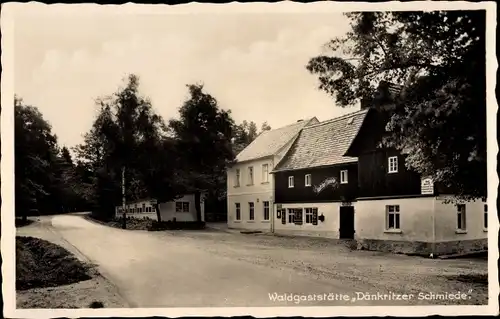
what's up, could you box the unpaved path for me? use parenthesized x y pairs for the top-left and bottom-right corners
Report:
(17, 215), (488, 307)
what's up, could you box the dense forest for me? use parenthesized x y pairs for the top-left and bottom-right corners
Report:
(14, 75), (271, 222)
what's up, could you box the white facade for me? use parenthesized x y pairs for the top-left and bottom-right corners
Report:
(227, 157), (275, 232)
(115, 194), (205, 222)
(355, 196), (488, 255)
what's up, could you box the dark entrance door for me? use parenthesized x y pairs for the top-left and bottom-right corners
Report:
(339, 206), (355, 239)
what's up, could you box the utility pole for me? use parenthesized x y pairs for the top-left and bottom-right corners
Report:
(122, 166), (127, 229)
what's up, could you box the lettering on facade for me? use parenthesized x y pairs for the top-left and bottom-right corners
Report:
(313, 177), (339, 194)
(421, 177), (434, 195)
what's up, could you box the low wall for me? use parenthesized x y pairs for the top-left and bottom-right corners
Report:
(357, 238), (488, 256)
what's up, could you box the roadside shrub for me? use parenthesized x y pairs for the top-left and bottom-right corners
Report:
(148, 220), (206, 231)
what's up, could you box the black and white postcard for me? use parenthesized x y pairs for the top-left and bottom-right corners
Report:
(1, 1), (498, 318)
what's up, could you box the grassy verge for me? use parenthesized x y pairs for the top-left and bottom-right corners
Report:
(15, 218), (35, 228)
(16, 236), (93, 290)
(16, 236), (126, 308)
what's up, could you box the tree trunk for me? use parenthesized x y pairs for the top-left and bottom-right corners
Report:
(195, 191), (202, 222)
(121, 166), (127, 229)
(154, 203), (162, 223)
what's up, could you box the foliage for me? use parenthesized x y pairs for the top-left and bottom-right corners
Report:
(74, 74), (175, 221)
(169, 83), (235, 174)
(14, 97), (88, 219)
(306, 10), (486, 200)
(232, 120), (272, 155)
(168, 83), (236, 219)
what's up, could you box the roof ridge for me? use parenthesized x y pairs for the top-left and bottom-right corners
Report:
(272, 117), (315, 131)
(304, 109), (367, 130)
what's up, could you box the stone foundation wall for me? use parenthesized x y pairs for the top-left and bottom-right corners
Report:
(433, 238), (488, 255)
(357, 238), (488, 256)
(273, 229), (339, 240)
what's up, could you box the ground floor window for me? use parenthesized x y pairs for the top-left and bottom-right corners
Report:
(305, 208), (319, 225)
(287, 209), (294, 224)
(263, 201), (270, 220)
(235, 203), (241, 221)
(249, 202), (255, 220)
(176, 202), (190, 213)
(457, 204), (466, 230)
(287, 208), (303, 225)
(484, 204), (487, 229)
(386, 205), (400, 230)
(278, 209), (286, 224)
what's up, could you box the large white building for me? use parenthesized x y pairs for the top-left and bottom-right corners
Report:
(226, 118), (318, 231)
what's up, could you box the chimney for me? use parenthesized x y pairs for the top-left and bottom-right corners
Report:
(360, 98), (372, 110)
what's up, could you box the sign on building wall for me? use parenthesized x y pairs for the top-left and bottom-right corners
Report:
(313, 177), (338, 194)
(421, 177), (434, 195)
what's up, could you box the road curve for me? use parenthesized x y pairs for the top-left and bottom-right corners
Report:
(22, 214), (380, 307)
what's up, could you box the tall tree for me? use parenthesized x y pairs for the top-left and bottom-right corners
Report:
(169, 83), (235, 221)
(74, 74), (176, 223)
(14, 97), (58, 220)
(306, 11), (486, 200)
(260, 121), (272, 132)
(232, 120), (271, 155)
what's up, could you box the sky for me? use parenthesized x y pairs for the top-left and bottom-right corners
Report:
(13, 4), (360, 149)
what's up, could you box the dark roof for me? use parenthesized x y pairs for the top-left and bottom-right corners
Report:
(272, 109), (369, 172)
(235, 117), (319, 163)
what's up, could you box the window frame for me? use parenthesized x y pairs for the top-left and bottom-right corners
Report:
(235, 203), (241, 221)
(235, 169), (240, 187)
(385, 205), (401, 230)
(263, 201), (270, 221)
(248, 167), (254, 185)
(457, 204), (467, 231)
(305, 174), (311, 187)
(483, 204), (488, 230)
(262, 164), (269, 183)
(388, 156), (399, 173)
(288, 176), (294, 188)
(249, 202), (255, 220)
(288, 209), (295, 223)
(340, 170), (348, 184)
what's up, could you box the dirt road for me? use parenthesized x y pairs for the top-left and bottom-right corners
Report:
(17, 215), (488, 307)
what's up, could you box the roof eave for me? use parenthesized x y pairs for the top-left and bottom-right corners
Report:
(235, 154), (274, 165)
(271, 160), (358, 174)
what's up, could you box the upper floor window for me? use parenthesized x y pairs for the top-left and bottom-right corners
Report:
(388, 156), (398, 173)
(305, 174), (311, 187)
(340, 170), (348, 184)
(235, 169), (240, 187)
(248, 167), (254, 185)
(262, 164), (269, 183)
(288, 176), (294, 188)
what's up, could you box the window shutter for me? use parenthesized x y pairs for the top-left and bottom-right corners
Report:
(312, 208), (318, 225)
(281, 209), (286, 224)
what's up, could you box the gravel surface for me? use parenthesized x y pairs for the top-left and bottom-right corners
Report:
(16, 216), (488, 307)
(154, 228), (489, 305)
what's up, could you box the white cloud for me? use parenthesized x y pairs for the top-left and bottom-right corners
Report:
(15, 11), (355, 148)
